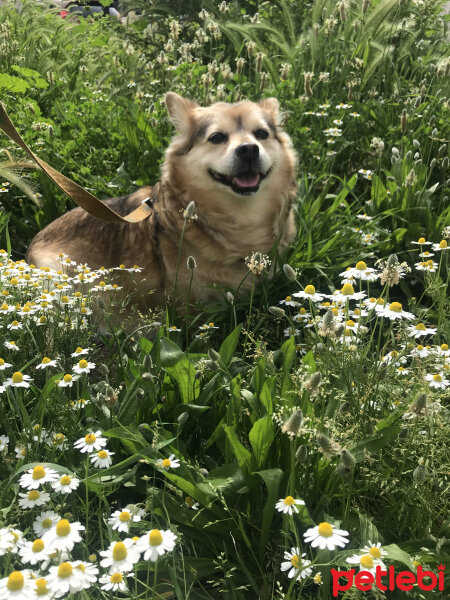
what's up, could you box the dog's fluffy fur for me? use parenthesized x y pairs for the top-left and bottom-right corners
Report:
(27, 93), (297, 308)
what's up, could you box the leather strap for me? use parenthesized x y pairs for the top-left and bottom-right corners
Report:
(0, 103), (153, 223)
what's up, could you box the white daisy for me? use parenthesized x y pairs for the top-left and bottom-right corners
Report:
(72, 359), (96, 375)
(293, 308), (311, 321)
(410, 344), (431, 358)
(100, 539), (141, 573)
(136, 528), (177, 562)
(70, 346), (90, 357)
(51, 474), (80, 495)
(74, 431), (107, 453)
(0, 528), (14, 556)
(340, 261), (379, 282)
(90, 448), (114, 468)
(157, 454), (180, 470)
(36, 357), (58, 369)
(18, 489), (50, 509)
(6, 321), (22, 331)
(303, 522), (349, 551)
(108, 507), (144, 533)
(425, 373), (449, 389)
(168, 325), (181, 332)
(280, 548), (313, 580)
(42, 518), (85, 552)
(45, 562), (84, 598)
(31, 577), (53, 599)
(279, 295), (299, 307)
(396, 367), (409, 376)
(360, 541), (387, 559)
(411, 237), (432, 246)
(4, 341), (19, 351)
(184, 496), (200, 510)
(0, 358), (12, 370)
(5, 371), (33, 388)
(99, 572), (128, 593)
(406, 323), (437, 338)
(436, 343), (450, 357)
(331, 283), (366, 303)
(379, 301), (414, 320)
(275, 496), (305, 515)
(0, 571), (34, 600)
(18, 538), (50, 565)
(0, 435), (9, 452)
(347, 553), (386, 574)
(19, 465), (59, 490)
(432, 240), (448, 252)
(293, 284), (325, 303)
(33, 511), (60, 537)
(72, 561), (99, 590)
(58, 373), (79, 388)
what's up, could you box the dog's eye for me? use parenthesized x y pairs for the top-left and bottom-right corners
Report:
(254, 129), (269, 140)
(208, 132), (228, 144)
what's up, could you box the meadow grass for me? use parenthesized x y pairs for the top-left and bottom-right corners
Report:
(0, 0), (449, 598)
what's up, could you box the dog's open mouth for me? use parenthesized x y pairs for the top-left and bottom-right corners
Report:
(209, 169), (270, 195)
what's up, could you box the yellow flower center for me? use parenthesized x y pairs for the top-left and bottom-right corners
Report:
(418, 237), (425, 244)
(32, 465), (46, 480)
(57, 562), (73, 578)
(54, 434), (65, 444)
(39, 316), (47, 323)
(283, 496), (295, 506)
(439, 240), (447, 249)
(304, 284), (316, 295)
(9, 278), (18, 286)
(11, 320), (19, 326)
(76, 564), (85, 572)
(370, 546), (381, 559)
(390, 350), (398, 357)
(85, 433), (96, 444)
(110, 573), (123, 584)
(433, 374), (442, 382)
(78, 359), (88, 368)
(162, 458), (171, 468)
(60, 475), (71, 486)
(208, 322), (215, 327)
(356, 261), (367, 270)
(35, 579), (49, 596)
(346, 320), (356, 327)
(441, 344), (448, 351)
(360, 555), (374, 569)
(416, 345), (424, 351)
(299, 307), (307, 315)
(149, 529), (163, 546)
(317, 522), (333, 538)
(119, 511), (131, 522)
(56, 519), (71, 537)
(75, 347), (83, 353)
(63, 374), (72, 382)
(389, 302), (403, 312)
(112, 542), (128, 561)
(185, 496), (194, 507)
(28, 490), (40, 501)
(41, 518), (52, 530)
(341, 283), (354, 296)
(332, 308), (339, 316)
(0, 303), (8, 310)
(7, 572), (24, 591)
(12, 371), (23, 383)
(314, 573), (322, 584)
(285, 296), (291, 301)
(0, 358), (4, 366)
(98, 450), (108, 459)
(415, 323), (426, 330)
(61, 296), (69, 303)
(42, 357), (51, 364)
(291, 554), (300, 568)
(32, 539), (45, 553)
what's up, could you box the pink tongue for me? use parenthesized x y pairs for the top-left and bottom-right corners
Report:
(233, 172), (260, 188)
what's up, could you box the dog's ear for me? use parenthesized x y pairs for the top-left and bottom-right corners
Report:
(258, 97), (281, 125)
(165, 92), (197, 134)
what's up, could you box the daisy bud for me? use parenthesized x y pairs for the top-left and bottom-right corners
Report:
(199, 468), (209, 477)
(439, 144), (447, 155)
(413, 139), (420, 148)
(177, 411), (189, 425)
(226, 291), (234, 303)
(413, 96), (421, 108)
(413, 464), (427, 483)
(269, 306), (286, 319)
(340, 449), (355, 469)
(296, 444), (308, 462)
(405, 150), (412, 161)
(99, 363), (109, 376)
(183, 201), (196, 220)
(281, 409), (303, 436)
(143, 354), (153, 369)
(142, 372), (153, 380)
(208, 348), (220, 361)
(317, 433), (334, 457)
(429, 115), (436, 126)
(413, 393), (426, 413)
(391, 147), (400, 157)
(89, 554), (97, 562)
(442, 157), (449, 169)
(204, 359), (218, 371)
(430, 158), (436, 169)
(337, 462), (352, 477)
(400, 110), (408, 133)
(187, 256), (197, 270)
(283, 263), (297, 281)
(304, 372), (322, 395)
(431, 128), (438, 138)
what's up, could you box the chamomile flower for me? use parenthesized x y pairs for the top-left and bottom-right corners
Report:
(379, 301), (414, 320)
(0, 528), (14, 556)
(90, 449), (114, 468)
(74, 431), (107, 453)
(18, 489), (50, 509)
(4, 341), (19, 351)
(18, 538), (50, 565)
(42, 518), (85, 552)
(72, 359), (96, 375)
(48, 432), (67, 451)
(358, 169), (373, 180)
(346, 553), (385, 574)
(58, 373), (79, 387)
(100, 539), (141, 573)
(0, 358), (12, 370)
(279, 295), (299, 307)
(280, 548), (313, 580)
(425, 373), (449, 389)
(136, 528), (177, 562)
(396, 367), (410, 376)
(72, 561), (99, 590)
(6, 321), (22, 331)
(99, 572), (128, 593)
(168, 325), (181, 332)
(410, 344), (431, 358)
(340, 261), (379, 282)
(361, 541), (387, 559)
(51, 474), (80, 494)
(31, 578), (52, 599)
(411, 237), (432, 246)
(71, 347), (90, 357)
(418, 250), (434, 259)
(293, 307), (311, 321)
(184, 496), (200, 510)
(275, 496), (305, 515)
(5, 371), (33, 388)
(293, 284), (325, 303)
(406, 323), (437, 338)
(303, 522), (349, 551)
(432, 240), (448, 251)
(33, 511), (60, 537)
(0, 435), (8, 452)
(45, 562), (84, 598)
(19, 465), (59, 490)
(157, 454), (180, 470)
(36, 357), (58, 369)
(108, 507), (144, 533)
(0, 571), (34, 600)
(332, 283), (366, 303)
(436, 343), (450, 357)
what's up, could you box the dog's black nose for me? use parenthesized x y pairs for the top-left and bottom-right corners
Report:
(236, 143), (259, 159)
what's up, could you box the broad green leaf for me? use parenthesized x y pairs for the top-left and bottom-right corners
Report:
(223, 424), (251, 474)
(259, 382), (273, 416)
(219, 324), (242, 366)
(383, 544), (415, 570)
(256, 468), (283, 562)
(103, 425), (148, 450)
(249, 416), (274, 470)
(0, 74), (30, 93)
(280, 337), (296, 395)
(159, 336), (184, 367)
(165, 357), (198, 403)
(11, 65), (42, 78)
(350, 425), (401, 463)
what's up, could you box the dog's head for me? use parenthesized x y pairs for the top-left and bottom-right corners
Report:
(164, 92), (296, 198)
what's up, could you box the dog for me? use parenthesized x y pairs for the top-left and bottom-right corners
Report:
(26, 93), (298, 309)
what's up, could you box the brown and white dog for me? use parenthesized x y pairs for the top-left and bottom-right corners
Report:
(26, 93), (297, 309)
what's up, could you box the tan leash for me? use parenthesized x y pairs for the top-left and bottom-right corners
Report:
(0, 103), (153, 223)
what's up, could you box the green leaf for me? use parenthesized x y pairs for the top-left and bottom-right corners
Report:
(249, 416), (274, 470)
(256, 468), (283, 562)
(280, 337), (296, 395)
(11, 65), (42, 79)
(165, 357), (198, 404)
(219, 324), (242, 366)
(383, 544), (414, 570)
(103, 425), (148, 450)
(350, 425), (401, 463)
(223, 424), (251, 475)
(0, 74), (30, 93)
(159, 336), (184, 367)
